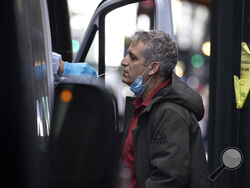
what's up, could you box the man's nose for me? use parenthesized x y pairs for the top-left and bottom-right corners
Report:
(121, 56), (129, 66)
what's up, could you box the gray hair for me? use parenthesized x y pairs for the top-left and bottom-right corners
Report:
(131, 30), (178, 78)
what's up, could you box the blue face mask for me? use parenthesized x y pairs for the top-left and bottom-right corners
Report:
(130, 65), (153, 96)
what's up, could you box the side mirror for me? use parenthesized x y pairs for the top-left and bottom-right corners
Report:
(49, 83), (120, 188)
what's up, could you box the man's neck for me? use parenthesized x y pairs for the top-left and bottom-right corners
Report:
(141, 77), (165, 101)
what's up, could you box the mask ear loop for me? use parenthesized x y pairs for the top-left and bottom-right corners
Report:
(141, 63), (154, 85)
(145, 76), (153, 84)
(141, 63), (153, 77)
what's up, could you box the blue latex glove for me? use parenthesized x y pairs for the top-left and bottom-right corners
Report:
(62, 61), (98, 84)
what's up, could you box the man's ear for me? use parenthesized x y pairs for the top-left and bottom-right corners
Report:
(148, 62), (160, 76)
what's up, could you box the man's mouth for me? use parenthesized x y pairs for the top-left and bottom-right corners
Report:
(123, 69), (128, 73)
(123, 70), (128, 76)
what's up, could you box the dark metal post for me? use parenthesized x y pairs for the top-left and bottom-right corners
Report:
(208, 0), (243, 188)
(238, 1), (250, 187)
(47, 0), (72, 61)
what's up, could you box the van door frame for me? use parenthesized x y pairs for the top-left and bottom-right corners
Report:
(74, 0), (174, 80)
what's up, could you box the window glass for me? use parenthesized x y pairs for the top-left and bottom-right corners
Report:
(67, 0), (102, 58)
(104, 2), (154, 116)
(85, 30), (99, 73)
(105, 3), (138, 67)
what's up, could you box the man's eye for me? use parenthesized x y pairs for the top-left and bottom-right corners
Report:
(131, 55), (137, 61)
(128, 51), (137, 61)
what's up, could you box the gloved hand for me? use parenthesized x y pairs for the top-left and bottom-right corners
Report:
(52, 52), (98, 85)
(62, 62), (98, 84)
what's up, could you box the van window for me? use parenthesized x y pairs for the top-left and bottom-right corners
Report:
(104, 2), (154, 116)
(67, 0), (102, 58)
(85, 30), (99, 72)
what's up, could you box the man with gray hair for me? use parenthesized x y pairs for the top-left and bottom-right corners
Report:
(120, 30), (209, 188)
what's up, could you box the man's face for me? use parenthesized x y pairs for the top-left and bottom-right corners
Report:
(121, 41), (148, 85)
